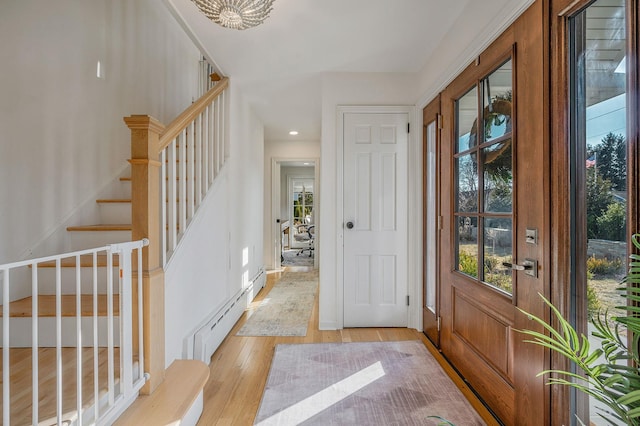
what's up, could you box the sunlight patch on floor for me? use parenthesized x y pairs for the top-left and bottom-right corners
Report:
(255, 362), (386, 426)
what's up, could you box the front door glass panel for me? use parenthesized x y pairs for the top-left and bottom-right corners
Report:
(456, 88), (479, 153)
(454, 58), (514, 296)
(483, 61), (513, 143)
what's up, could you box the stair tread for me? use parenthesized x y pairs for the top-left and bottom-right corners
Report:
(96, 199), (131, 204)
(114, 360), (209, 426)
(66, 224), (132, 231)
(0, 295), (120, 317)
(37, 254), (120, 268)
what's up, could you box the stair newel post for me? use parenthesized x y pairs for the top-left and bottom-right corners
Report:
(124, 115), (166, 394)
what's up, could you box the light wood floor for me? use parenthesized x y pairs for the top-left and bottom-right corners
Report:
(197, 267), (499, 425)
(1, 347), (120, 425)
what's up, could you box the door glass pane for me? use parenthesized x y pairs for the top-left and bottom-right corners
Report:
(456, 216), (478, 279)
(483, 60), (513, 143)
(292, 179), (314, 226)
(456, 87), (478, 153)
(454, 59), (514, 296)
(456, 154), (478, 212)
(484, 139), (513, 212)
(572, 1), (627, 424)
(483, 217), (513, 295)
(425, 120), (437, 313)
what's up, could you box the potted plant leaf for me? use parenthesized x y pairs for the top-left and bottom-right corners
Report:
(519, 233), (640, 425)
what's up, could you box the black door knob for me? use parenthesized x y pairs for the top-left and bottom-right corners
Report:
(346, 221), (354, 229)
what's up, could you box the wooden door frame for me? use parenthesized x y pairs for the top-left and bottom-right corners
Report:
(270, 158), (320, 270)
(549, 0), (640, 423)
(336, 105), (420, 329)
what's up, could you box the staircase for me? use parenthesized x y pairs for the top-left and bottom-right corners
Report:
(0, 76), (229, 425)
(0, 169), (142, 425)
(1, 170), (133, 348)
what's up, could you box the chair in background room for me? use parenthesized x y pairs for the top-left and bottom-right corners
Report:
(294, 224), (314, 257)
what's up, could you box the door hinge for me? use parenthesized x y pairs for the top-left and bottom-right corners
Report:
(407, 122), (410, 133)
(437, 316), (441, 331)
(406, 295), (410, 306)
(437, 113), (442, 129)
(437, 216), (443, 230)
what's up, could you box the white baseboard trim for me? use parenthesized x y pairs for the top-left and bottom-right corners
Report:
(319, 321), (338, 331)
(191, 266), (265, 363)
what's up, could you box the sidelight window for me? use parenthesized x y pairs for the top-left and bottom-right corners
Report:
(569, 0), (628, 423)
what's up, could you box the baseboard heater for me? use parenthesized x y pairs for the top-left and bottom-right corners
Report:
(193, 267), (265, 363)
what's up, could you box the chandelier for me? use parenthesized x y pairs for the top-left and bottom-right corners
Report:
(191, 0), (275, 30)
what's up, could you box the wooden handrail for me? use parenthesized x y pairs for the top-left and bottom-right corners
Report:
(123, 75), (228, 397)
(158, 77), (229, 151)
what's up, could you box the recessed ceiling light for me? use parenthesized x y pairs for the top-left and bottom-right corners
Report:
(289, 130), (299, 136)
(303, 162), (310, 165)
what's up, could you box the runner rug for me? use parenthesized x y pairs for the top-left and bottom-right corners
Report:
(254, 340), (485, 425)
(282, 249), (314, 267)
(236, 271), (318, 337)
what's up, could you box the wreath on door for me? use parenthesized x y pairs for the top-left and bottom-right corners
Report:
(467, 96), (513, 183)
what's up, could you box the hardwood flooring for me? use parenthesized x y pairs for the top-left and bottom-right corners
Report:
(1, 347), (120, 425)
(1, 294), (119, 317)
(197, 267), (499, 425)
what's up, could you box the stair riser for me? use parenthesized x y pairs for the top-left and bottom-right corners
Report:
(117, 180), (131, 199)
(0, 317), (120, 347)
(34, 267), (121, 295)
(68, 231), (132, 251)
(98, 204), (131, 224)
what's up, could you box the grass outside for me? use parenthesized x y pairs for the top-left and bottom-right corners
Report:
(589, 276), (625, 319)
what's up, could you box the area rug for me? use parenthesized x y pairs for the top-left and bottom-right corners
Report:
(282, 249), (314, 267)
(254, 340), (485, 425)
(236, 271), (318, 336)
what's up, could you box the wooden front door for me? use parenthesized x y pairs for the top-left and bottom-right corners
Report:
(436, 5), (549, 424)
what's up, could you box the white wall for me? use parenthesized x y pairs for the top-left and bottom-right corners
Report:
(0, 0), (201, 265)
(228, 85), (265, 302)
(164, 83), (264, 367)
(263, 140), (320, 270)
(319, 72), (421, 330)
(0, 1), (265, 366)
(415, 0), (535, 108)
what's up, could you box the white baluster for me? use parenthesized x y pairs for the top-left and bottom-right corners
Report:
(179, 129), (187, 237)
(3, 268), (10, 426)
(161, 149), (167, 266)
(31, 263), (39, 424)
(196, 113), (203, 205)
(188, 120), (195, 219)
(75, 254), (83, 424)
(56, 258), (62, 425)
(93, 251), (100, 421)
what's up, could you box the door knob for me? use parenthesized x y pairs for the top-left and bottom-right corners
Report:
(502, 259), (538, 278)
(346, 221), (354, 229)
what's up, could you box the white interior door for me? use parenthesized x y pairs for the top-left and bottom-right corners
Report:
(343, 112), (408, 327)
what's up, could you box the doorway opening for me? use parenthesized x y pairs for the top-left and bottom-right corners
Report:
(271, 159), (319, 271)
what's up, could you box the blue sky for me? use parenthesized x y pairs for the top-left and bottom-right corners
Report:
(587, 93), (626, 147)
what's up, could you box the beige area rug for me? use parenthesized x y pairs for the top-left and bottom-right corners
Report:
(254, 341), (485, 425)
(236, 271), (318, 336)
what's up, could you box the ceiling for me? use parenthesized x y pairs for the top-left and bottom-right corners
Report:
(585, 0), (626, 106)
(168, 0), (533, 141)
